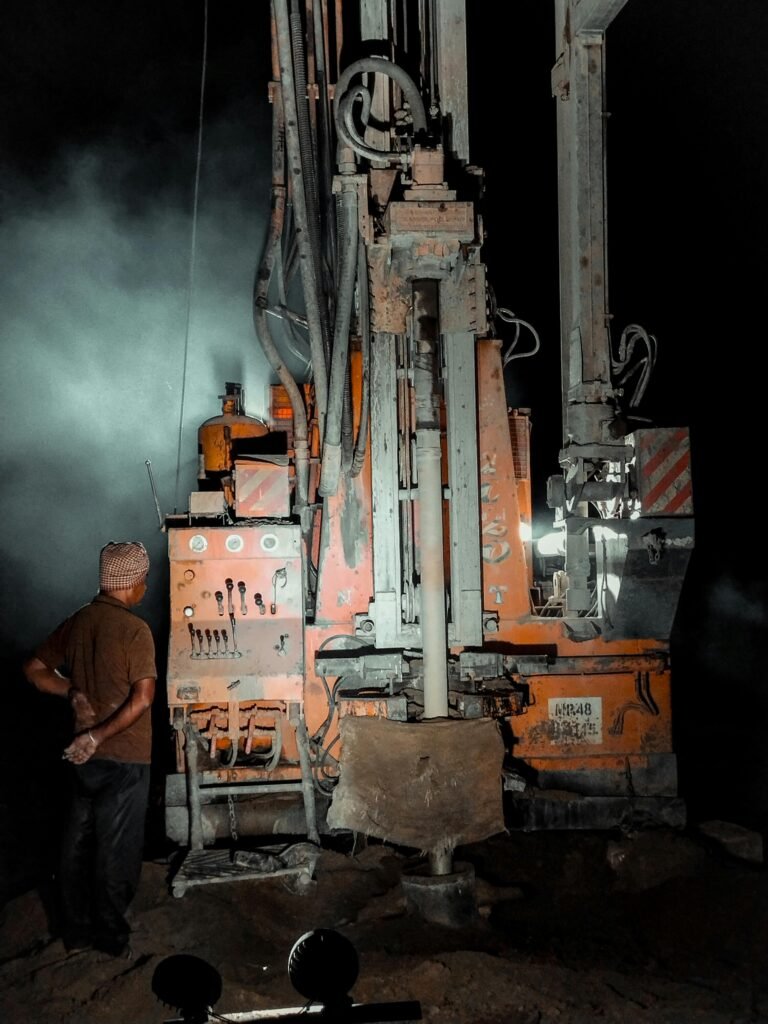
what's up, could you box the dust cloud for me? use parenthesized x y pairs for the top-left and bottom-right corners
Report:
(1, 125), (273, 656)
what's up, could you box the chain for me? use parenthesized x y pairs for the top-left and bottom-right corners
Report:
(227, 794), (239, 844)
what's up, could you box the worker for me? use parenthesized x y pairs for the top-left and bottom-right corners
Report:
(23, 541), (157, 959)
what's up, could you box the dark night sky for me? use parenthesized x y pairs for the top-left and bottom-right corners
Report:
(1, 1), (766, 825)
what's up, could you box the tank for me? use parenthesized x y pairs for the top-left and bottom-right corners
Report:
(197, 382), (268, 477)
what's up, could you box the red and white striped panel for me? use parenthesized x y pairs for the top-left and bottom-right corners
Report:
(633, 427), (693, 516)
(234, 461), (291, 517)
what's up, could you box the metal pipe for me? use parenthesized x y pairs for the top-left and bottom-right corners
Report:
(185, 724), (204, 851)
(413, 280), (448, 719)
(416, 438), (448, 718)
(319, 185), (358, 496)
(351, 238), (370, 476)
(295, 716), (321, 844)
(165, 796), (330, 845)
(429, 846), (454, 876)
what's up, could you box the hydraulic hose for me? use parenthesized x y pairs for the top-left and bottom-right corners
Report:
(254, 220), (310, 510)
(341, 360), (354, 469)
(295, 715), (321, 845)
(319, 185), (359, 497)
(333, 57), (427, 166)
(351, 239), (370, 476)
(311, 0), (337, 289)
(273, 0), (328, 442)
(289, 0), (333, 367)
(252, 84), (309, 510)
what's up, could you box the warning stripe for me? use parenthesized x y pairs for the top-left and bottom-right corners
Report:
(238, 468), (287, 511)
(642, 451), (690, 509)
(665, 478), (693, 514)
(638, 427), (688, 479)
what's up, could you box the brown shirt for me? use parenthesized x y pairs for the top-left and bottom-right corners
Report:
(35, 593), (157, 764)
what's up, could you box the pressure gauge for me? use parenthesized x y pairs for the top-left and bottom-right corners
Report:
(225, 534), (245, 553)
(188, 534), (208, 553)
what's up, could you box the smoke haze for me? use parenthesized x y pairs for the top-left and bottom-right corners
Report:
(1, 120), (273, 654)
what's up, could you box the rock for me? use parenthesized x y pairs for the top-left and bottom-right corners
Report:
(697, 820), (764, 864)
(605, 829), (709, 890)
(354, 885), (407, 922)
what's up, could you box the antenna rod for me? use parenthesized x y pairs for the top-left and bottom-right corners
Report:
(145, 459), (164, 529)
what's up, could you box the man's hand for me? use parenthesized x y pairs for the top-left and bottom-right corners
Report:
(62, 678), (155, 767)
(69, 688), (97, 731)
(63, 730), (99, 765)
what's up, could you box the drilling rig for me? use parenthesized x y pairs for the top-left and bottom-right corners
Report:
(164, 0), (694, 895)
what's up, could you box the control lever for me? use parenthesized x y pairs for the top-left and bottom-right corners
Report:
(213, 629), (221, 655)
(221, 629), (229, 654)
(275, 633), (288, 657)
(254, 592), (266, 615)
(205, 628), (212, 655)
(238, 581), (247, 615)
(271, 567), (287, 615)
(188, 622), (196, 652)
(229, 612), (238, 653)
(225, 579), (234, 616)
(215, 591), (224, 616)
(195, 629), (204, 655)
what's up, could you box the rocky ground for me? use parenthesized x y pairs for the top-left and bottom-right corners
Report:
(1, 823), (766, 1024)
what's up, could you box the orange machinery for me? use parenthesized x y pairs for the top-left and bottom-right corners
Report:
(164, 0), (694, 861)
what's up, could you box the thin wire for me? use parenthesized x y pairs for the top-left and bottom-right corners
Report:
(497, 308), (541, 366)
(174, 0), (209, 512)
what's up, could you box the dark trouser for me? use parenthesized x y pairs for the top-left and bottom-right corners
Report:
(59, 759), (150, 954)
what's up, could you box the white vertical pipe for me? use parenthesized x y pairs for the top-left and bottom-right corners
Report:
(417, 432), (448, 718)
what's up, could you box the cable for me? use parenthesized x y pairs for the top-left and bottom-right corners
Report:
(317, 633), (369, 652)
(497, 308), (541, 366)
(610, 322), (658, 409)
(174, 0), (208, 512)
(333, 57), (426, 167)
(315, 734), (341, 794)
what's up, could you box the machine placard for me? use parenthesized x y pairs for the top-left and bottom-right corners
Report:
(547, 697), (603, 745)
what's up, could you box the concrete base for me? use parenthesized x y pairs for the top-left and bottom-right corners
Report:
(401, 861), (477, 928)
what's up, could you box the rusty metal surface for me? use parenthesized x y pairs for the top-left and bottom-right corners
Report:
(384, 200), (475, 240)
(510, 670), (672, 761)
(476, 340), (531, 618)
(198, 411), (268, 474)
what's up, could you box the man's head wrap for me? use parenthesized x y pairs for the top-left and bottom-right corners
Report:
(99, 541), (150, 592)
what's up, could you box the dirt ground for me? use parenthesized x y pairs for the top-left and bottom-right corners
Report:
(1, 822), (767, 1024)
